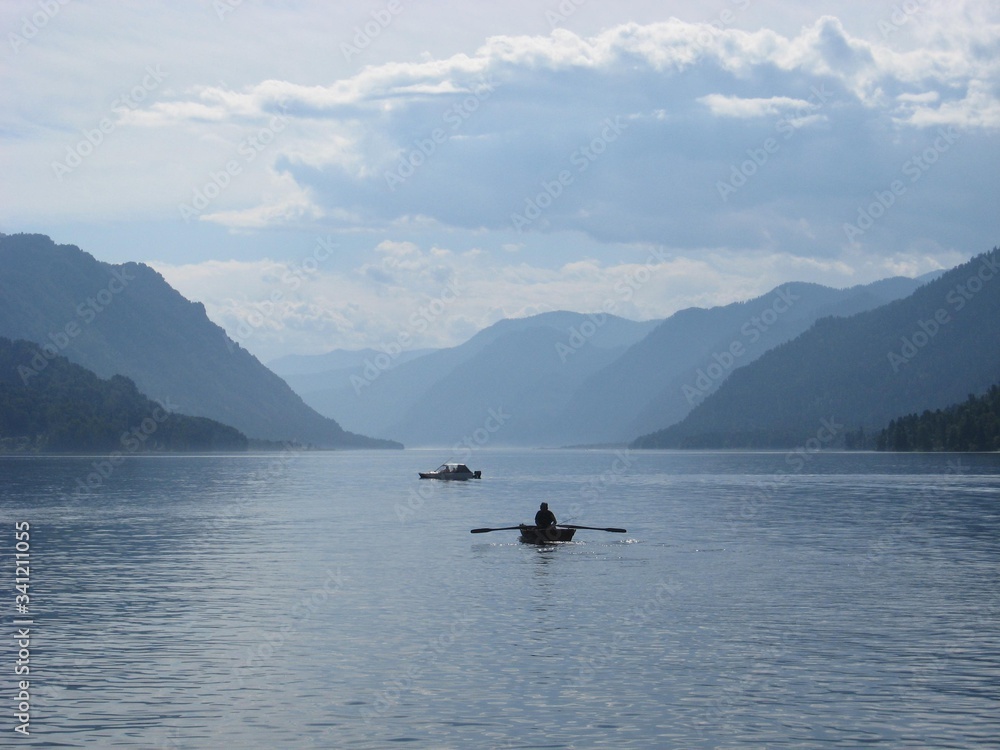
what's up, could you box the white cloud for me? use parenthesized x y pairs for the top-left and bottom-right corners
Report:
(897, 92), (940, 105)
(900, 80), (1000, 129)
(85, 12), (993, 254)
(698, 94), (818, 118)
(3, 2), (999, 360)
(149, 240), (955, 361)
(199, 175), (324, 230)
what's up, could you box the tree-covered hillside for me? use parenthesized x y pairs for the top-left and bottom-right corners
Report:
(633, 247), (1000, 449)
(876, 385), (1000, 452)
(0, 233), (399, 448)
(0, 337), (248, 452)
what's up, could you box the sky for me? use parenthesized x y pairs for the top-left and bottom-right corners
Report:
(2, 0), (999, 363)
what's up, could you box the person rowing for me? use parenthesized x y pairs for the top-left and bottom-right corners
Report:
(534, 502), (557, 529)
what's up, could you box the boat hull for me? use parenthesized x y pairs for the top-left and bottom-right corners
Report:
(418, 464), (481, 480)
(518, 525), (575, 544)
(418, 471), (480, 480)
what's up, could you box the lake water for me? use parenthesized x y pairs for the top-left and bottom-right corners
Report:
(1, 449), (999, 748)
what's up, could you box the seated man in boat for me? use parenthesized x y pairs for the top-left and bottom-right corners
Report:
(534, 502), (557, 529)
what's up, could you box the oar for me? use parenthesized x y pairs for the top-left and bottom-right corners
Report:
(557, 524), (627, 533)
(470, 526), (524, 534)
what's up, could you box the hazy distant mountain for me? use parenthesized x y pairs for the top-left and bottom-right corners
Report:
(634, 248), (1000, 448)
(293, 311), (660, 445)
(385, 323), (637, 446)
(0, 233), (399, 448)
(270, 347), (437, 398)
(282, 278), (928, 447)
(0, 336), (248, 452)
(558, 275), (933, 445)
(269, 347), (437, 377)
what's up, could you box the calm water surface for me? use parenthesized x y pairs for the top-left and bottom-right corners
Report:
(1, 449), (999, 748)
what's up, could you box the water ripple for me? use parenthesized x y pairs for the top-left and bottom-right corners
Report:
(1, 451), (998, 748)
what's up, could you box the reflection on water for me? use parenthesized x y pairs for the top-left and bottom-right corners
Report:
(0, 450), (998, 748)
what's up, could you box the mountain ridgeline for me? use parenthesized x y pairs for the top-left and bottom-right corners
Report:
(273, 278), (928, 447)
(0, 337), (247, 452)
(633, 248), (1000, 448)
(0, 233), (399, 448)
(556, 275), (931, 443)
(273, 312), (661, 446)
(5, 231), (996, 452)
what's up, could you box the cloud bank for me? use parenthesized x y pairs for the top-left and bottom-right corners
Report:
(82, 12), (1000, 259)
(3, 2), (998, 356)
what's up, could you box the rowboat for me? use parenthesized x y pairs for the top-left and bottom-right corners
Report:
(518, 524), (576, 544)
(419, 463), (482, 480)
(470, 523), (625, 539)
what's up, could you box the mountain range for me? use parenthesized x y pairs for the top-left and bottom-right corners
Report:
(271, 312), (659, 446)
(0, 233), (398, 448)
(0, 336), (248, 452)
(272, 276), (934, 447)
(634, 248), (1000, 448)
(4, 231), (996, 452)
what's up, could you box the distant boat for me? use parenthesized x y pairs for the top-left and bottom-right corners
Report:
(518, 524), (575, 544)
(419, 463), (482, 480)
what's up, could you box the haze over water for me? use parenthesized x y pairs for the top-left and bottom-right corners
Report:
(2, 449), (999, 748)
